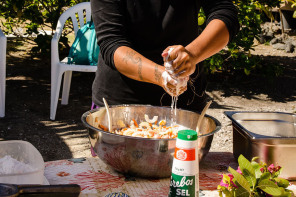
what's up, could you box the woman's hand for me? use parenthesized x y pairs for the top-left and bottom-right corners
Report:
(161, 71), (188, 97)
(161, 45), (197, 79)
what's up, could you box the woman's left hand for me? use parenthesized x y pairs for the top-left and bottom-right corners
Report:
(161, 45), (197, 78)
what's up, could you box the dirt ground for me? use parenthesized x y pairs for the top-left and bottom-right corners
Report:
(0, 35), (295, 162)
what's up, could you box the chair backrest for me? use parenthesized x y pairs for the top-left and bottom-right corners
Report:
(0, 29), (6, 54)
(56, 2), (91, 37)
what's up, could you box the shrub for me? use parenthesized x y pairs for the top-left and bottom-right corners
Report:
(0, 0), (86, 54)
(201, 0), (282, 76)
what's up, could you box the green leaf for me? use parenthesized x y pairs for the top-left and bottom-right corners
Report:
(218, 190), (223, 197)
(251, 157), (259, 162)
(222, 174), (231, 184)
(218, 186), (233, 197)
(274, 187), (292, 197)
(238, 155), (256, 188)
(233, 186), (250, 197)
(259, 172), (271, 183)
(257, 179), (281, 196)
(274, 177), (290, 188)
(251, 161), (262, 179)
(198, 16), (205, 26)
(253, 193), (261, 197)
(228, 166), (250, 193)
(244, 68), (251, 75)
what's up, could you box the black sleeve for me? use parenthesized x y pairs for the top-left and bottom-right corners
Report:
(201, 0), (240, 43)
(91, 0), (131, 69)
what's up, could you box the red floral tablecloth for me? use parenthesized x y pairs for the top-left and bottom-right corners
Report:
(44, 152), (296, 197)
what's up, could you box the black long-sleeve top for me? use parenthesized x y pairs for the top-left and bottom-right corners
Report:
(91, 0), (239, 112)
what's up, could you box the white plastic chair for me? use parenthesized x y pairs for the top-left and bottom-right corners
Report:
(51, 2), (97, 120)
(0, 29), (7, 118)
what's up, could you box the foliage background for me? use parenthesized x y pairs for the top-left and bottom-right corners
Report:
(200, 0), (281, 76)
(0, 0), (85, 54)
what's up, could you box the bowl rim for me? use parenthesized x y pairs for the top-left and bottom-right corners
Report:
(81, 104), (222, 140)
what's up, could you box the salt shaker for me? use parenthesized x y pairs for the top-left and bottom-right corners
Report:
(169, 130), (199, 197)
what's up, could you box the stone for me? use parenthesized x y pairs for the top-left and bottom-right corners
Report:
(270, 37), (279, 45)
(272, 43), (286, 50)
(265, 31), (274, 40)
(258, 34), (266, 44)
(285, 41), (294, 53)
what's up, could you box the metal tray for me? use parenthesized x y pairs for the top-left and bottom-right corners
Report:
(224, 111), (296, 180)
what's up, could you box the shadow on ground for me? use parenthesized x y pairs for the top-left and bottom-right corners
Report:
(207, 55), (296, 108)
(1, 39), (95, 161)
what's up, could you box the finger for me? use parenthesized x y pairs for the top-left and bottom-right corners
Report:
(180, 85), (187, 93)
(176, 86), (187, 96)
(162, 46), (171, 55)
(168, 47), (177, 62)
(172, 51), (189, 70)
(168, 88), (176, 95)
(168, 82), (187, 95)
(166, 81), (177, 89)
(173, 63), (185, 75)
(166, 82), (179, 94)
(165, 87), (177, 97)
(166, 46), (180, 62)
(175, 69), (187, 78)
(175, 61), (195, 78)
(161, 46), (175, 61)
(167, 77), (178, 86)
(169, 57), (185, 74)
(161, 51), (169, 62)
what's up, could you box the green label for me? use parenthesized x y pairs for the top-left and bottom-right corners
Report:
(169, 173), (195, 197)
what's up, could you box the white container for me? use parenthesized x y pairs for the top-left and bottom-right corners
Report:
(0, 140), (45, 184)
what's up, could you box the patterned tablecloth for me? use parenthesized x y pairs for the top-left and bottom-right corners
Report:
(44, 152), (296, 197)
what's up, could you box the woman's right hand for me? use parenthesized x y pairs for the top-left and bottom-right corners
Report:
(161, 71), (189, 97)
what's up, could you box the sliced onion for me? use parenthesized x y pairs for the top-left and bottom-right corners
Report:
(144, 114), (158, 123)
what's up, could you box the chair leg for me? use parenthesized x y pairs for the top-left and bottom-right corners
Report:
(61, 71), (72, 105)
(50, 71), (64, 120)
(0, 38), (5, 118)
(0, 78), (5, 118)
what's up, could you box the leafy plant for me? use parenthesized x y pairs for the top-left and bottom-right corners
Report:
(201, 0), (282, 76)
(217, 155), (292, 197)
(0, 0), (86, 54)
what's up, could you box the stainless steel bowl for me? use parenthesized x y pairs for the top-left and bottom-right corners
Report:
(81, 105), (221, 178)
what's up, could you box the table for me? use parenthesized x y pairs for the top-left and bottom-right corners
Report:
(44, 152), (296, 197)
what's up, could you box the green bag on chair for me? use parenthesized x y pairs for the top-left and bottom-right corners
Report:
(67, 21), (100, 65)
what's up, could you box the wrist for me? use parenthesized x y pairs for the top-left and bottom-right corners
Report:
(185, 45), (201, 65)
(153, 64), (166, 87)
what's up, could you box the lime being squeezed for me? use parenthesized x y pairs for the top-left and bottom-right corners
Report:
(162, 48), (189, 126)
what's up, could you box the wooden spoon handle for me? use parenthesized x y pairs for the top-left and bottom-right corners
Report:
(103, 97), (112, 132)
(196, 100), (212, 133)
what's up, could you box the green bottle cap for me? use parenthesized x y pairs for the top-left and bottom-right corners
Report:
(177, 130), (198, 141)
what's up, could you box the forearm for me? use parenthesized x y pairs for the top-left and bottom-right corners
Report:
(114, 46), (165, 86)
(186, 19), (230, 65)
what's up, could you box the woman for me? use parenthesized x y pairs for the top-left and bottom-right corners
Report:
(90, 0), (239, 112)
